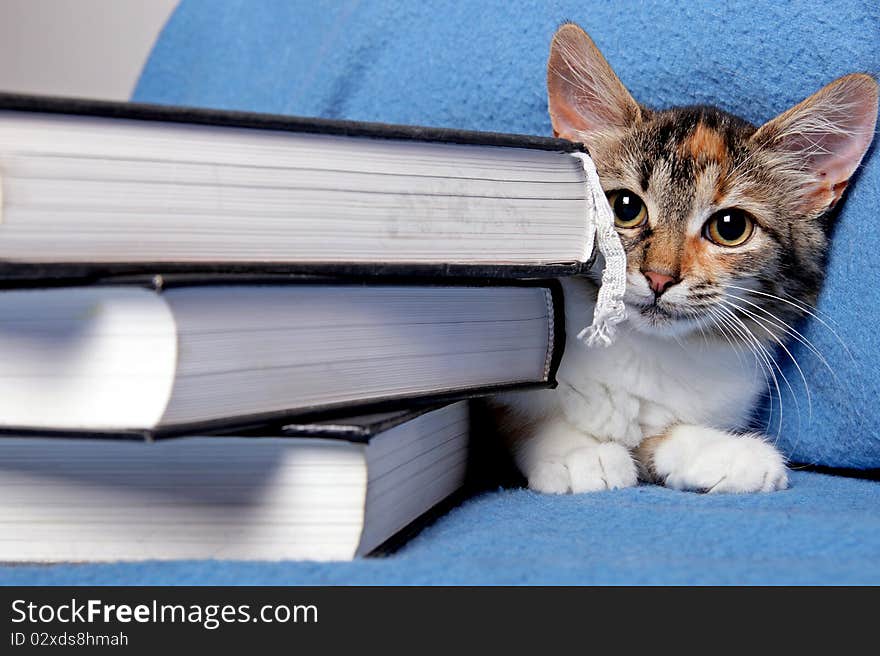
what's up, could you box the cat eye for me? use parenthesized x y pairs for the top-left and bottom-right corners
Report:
(704, 208), (755, 247)
(607, 190), (648, 228)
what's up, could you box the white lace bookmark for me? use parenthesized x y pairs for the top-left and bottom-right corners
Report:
(569, 151), (627, 347)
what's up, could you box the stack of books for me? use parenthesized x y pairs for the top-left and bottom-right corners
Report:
(0, 94), (600, 561)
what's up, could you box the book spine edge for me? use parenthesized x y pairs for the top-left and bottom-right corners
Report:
(544, 280), (566, 389)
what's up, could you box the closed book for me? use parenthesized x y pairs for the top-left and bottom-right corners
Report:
(0, 280), (562, 436)
(0, 402), (470, 561)
(0, 93), (597, 281)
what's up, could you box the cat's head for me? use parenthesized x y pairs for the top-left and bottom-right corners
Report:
(548, 23), (878, 342)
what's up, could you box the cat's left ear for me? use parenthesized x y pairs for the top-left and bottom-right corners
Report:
(750, 73), (878, 213)
(546, 23), (642, 144)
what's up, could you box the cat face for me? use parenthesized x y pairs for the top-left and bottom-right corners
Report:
(548, 23), (878, 342)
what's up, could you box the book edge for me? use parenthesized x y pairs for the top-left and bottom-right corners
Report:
(0, 91), (587, 153)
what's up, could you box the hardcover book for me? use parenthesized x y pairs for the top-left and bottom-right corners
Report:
(0, 93), (598, 281)
(0, 280), (562, 436)
(0, 402), (470, 561)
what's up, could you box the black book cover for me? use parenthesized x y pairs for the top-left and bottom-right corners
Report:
(0, 92), (584, 152)
(277, 406), (448, 443)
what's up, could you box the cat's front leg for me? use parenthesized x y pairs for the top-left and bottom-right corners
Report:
(635, 425), (788, 493)
(514, 416), (638, 494)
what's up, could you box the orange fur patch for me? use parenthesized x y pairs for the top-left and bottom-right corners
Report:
(683, 124), (728, 162)
(641, 231), (683, 275)
(681, 234), (715, 275)
(634, 431), (672, 482)
(802, 179), (849, 212)
(830, 180), (849, 207)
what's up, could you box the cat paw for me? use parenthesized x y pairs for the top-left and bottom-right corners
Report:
(655, 428), (788, 493)
(566, 442), (638, 493)
(527, 461), (572, 494)
(526, 443), (638, 494)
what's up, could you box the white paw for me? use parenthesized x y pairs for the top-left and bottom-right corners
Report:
(566, 442), (638, 493)
(656, 428), (788, 493)
(528, 461), (571, 494)
(526, 443), (638, 494)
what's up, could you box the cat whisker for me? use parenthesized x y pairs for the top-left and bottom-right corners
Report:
(725, 283), (854, 361)
(724, 292), (835, 377)
(715, 304), (787, 440)
(710, 305), (777, 434)
(691, 309), (713, 352)
(719, 303), (805, 452)
(692, 304), (746, 359)
(777, 288), (841, 326)
(719, 299), (806, 445)
(699, 305), (754, 390)
(726, 286), (871, 435)
(721, 297), (813, 423)
(707, 306), (773, 409)
(727, 281), (821, 318)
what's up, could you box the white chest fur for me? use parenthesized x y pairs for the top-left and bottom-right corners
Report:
(506, 278), (764, 448)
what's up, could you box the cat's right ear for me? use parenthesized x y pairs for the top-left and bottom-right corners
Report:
(547, 23), (642, 142)
(750, 74), (879, 213)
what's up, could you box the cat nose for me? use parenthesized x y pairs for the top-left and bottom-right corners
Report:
(643, 270), (678, 296)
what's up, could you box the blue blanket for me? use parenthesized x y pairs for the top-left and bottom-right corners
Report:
(135, 0), (880, 468)
(3, 472), (878, 585)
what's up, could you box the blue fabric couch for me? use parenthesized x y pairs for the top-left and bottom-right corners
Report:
(3, 472), (879, 585)
(3, 0), (877, 585)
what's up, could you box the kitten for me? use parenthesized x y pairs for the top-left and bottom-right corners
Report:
(493, 23), (878, 494)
